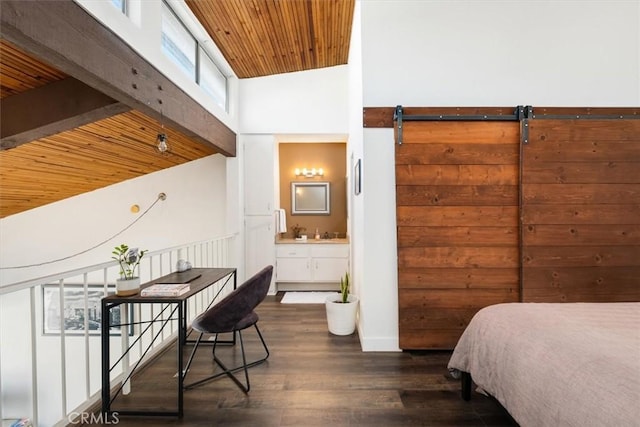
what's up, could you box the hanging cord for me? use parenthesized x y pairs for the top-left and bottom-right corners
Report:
(0, 192), (167, 270)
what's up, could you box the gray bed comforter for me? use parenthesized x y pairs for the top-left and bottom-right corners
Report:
(448, 302), (640, 427)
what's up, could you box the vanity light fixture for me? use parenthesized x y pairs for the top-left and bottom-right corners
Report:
(295, 167), (324, 178)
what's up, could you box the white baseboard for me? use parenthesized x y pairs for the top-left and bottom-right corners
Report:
(276, 282), (339, 292)
(357, 326), (401, 352)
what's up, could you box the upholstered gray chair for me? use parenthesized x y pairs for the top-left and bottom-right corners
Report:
(183, 265), (273, 392)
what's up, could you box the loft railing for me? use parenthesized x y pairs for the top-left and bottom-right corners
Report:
(0, 235), (238, 427)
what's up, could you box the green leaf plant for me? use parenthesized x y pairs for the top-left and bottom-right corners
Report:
(112, 243), (147, 280)
(340, 272), (350, 303)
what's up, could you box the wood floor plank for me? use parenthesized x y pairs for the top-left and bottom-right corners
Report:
(83, 294), (516, 426)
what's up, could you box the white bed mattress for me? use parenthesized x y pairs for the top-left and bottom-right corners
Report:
(448, 302), (640, 427)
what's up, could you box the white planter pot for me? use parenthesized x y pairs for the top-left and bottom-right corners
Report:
(116, 277), (141, 296)
(325, 294), (359, 336)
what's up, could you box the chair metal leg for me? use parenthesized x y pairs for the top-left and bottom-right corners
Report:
(245, 323), (269, 369)
(213, 329), (250, 392)
(183, 323), (270, 392)
(182, 331), (204, 382)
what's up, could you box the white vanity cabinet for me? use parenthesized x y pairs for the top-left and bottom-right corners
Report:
(308, 245), (349, 282)
(275, 245), (312, 282)
(275, 242), (349, 290)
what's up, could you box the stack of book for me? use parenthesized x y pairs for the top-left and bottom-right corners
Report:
(140, 283), (190, 297)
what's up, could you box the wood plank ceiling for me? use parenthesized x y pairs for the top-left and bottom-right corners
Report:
(0, 39), (216, 218)
(0, 1), (355, 218)
(187, 0), (354, 78)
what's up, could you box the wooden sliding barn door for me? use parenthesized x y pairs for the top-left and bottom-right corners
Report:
(521, 111), (640, 302)
(395, 109), (521, 349)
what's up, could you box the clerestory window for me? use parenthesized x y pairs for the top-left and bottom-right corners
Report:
(161, 1), (197, 81)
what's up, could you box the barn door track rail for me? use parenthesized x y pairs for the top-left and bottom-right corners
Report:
(391, 105), (639, 146)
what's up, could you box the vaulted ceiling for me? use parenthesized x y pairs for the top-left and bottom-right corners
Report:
(0, 0), (354, 218)
(187, 0), (354, 78)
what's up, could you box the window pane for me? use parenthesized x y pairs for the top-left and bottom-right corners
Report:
(161, 2), (196, 80)
(111, 0), (125, 14)
(199, 48), (227, 111)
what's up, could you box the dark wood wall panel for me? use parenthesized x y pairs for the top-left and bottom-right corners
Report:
(522, 204), (638, 224)
(390, 107), (640, 351)
(523, 224), (640, 246)
(522, 266), (639, 302)
(398, 267), (519, 289)
(396, 165), (518, 185)
(398, 287), (518, 349)
(523, 184), (640, 204)
(397, 206), (518, 226)
(395, 143), (519, 165)
(397, 226), (518, 246)
(397, 185), (519, 206)
(396, 120), (520, 349)
(401, 121), (519, 144)
(524, 162), (638, 183)
(522, 119), (640, 302)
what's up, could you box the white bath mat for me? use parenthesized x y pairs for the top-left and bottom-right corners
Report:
(280, 291), (337, 304)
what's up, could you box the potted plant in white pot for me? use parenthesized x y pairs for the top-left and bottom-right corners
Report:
(325, 272), (358, 335)
(112, 244), (147, 296)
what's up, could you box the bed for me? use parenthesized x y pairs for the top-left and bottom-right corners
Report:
(447, 302), (640, 427)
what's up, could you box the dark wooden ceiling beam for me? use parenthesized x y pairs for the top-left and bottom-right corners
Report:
(0, 0), (236, 156)
(1, 77), (130, 150)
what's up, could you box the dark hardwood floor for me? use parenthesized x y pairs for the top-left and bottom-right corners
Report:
(91, 293), (517, 426)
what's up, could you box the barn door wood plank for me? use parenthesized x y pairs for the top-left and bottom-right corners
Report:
(521, 117), (640, 302)
(395, 119), (520, 350)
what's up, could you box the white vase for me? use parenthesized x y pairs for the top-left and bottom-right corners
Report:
(116, 277), (141, 296)
(325, 294), (359, 335)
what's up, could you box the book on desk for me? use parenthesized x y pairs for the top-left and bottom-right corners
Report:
(140, 269), (202, 296)
(141, 283), (190, 297)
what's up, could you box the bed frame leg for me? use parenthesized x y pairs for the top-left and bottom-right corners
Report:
(461, 371), (472, 401)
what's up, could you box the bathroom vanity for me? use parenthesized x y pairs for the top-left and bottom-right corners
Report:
(275, 238), (349, 291)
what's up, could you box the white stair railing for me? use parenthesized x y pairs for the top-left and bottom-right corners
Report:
(0, 235), (237, 427)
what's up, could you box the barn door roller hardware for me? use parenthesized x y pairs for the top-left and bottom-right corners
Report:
(521, 105), (533, 145)
(394, 105), (524, 145)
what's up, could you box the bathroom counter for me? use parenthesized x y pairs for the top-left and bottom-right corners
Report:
(275, 239), (349, 291)
(276, 237), (349, 244)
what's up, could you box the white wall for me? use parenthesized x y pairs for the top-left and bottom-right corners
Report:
(355, 0), (640, 351)
(239, 66), (350, 134)
(362, 0), (639, 107)
(0, 155), (229, 286)
(348, 0), (364, 309)
(348, 2), (399, 352)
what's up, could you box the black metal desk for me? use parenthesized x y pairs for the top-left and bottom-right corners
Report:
(101, 267), (236, 418)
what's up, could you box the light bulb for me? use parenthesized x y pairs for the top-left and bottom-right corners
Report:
(156, 133), (169, 153)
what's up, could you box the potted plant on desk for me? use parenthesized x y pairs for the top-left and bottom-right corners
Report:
(325, 272), (359, 335)
(112, 243), (147, 296)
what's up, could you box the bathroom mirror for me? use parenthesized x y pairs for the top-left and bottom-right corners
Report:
(291, 182), (330, 215)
